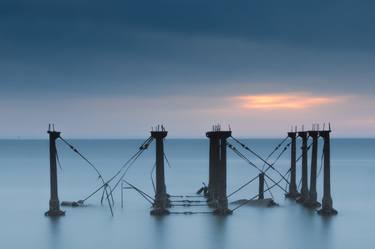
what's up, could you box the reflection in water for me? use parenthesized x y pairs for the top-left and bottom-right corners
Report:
(210, 216), (228, 249)
(46, 217), (63, 249)
(151, 216), (168, 249)
(320, 216), (334, 249)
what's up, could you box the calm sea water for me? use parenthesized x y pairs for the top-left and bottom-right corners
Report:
(0, 138), (373, 249)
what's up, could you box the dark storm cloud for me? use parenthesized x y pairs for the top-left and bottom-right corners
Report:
(0, 0), (374, 97)
(2, 0), (375, 49)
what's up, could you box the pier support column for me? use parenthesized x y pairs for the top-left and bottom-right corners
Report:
(258, 173), (265, 200)
(318, 130), (337, 216)
(304, 131), (321, 208)
(285, 132), (299, 199)
(213, 131), (233, 215)
(150, 129), (170, 215)
(206, 132), (219, 207)
(45, 129), (65, 217)
(297, 131), (309, 204)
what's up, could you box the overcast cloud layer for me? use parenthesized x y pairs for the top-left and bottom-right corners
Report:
(0, 0), (374, 137)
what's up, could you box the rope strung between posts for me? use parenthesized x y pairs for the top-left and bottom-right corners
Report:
(261, 136), (289, 171)
(78, 137), (153, 204)
(58, 136), (115, 216)
(227, 142), (288, 194)
(230, 136), (290, 185)
(232, 169), (291, 212)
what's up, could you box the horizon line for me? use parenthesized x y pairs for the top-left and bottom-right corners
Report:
(0, 136), (375, 140)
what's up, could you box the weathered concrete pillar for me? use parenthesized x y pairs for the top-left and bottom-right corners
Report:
(318, 130), (337, 215)
(206, 132), (219, 206)
(258, 173), (265, 200)
(304, 131), (321, 208)
(150, 130), (170, 215)
(214, 131), (232, 215)
(285, 132), (299, 198)
(297, 131), (309, 203)
(45, 130), (65, 216)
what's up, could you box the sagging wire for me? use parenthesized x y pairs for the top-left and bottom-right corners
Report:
(230, 136), (290, 185)
(228, 138), (291, 199)
(76, 137), (153, 205)
(261, 136), (289, 171)
(121, 179), (154, 205)
(58, 136), (114, 216)
(227, 142), (288, 194)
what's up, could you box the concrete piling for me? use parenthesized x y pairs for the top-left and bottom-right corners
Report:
(206, 127), (232, 215)
(150, 128), (171, 215)
(258, 173), (265, 200)
(304, 130), (321, 208)
(206, 132), (219, 207)
(318, 130), (338, 216)
(285, 131), (299, 199)
(214, 131), (233, 215)
(297, 131), (309, 204)
(45, 128), (65, 217)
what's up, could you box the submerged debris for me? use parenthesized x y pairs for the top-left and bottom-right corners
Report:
(61, 201), (81, 207)
(231, 198), (279, 207)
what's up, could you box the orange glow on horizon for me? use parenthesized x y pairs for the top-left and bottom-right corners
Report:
(234, 93), (341, 110)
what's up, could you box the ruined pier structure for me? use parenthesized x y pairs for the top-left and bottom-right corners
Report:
(45, 124), (337, 217)
(286, 125), (337, 215)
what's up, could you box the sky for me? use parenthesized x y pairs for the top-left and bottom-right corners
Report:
(0, 0), (375, 138)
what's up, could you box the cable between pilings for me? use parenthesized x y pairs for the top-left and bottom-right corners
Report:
(78, 136), (153, 203)
(229, 136), (290, 185)
(232, 169), (291, 212)
(227, 142), (288, 194)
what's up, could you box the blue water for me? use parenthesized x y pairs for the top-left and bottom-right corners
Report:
(0, 138), (373, 249)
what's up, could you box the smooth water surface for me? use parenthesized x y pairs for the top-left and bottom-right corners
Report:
(0, 138), (373, 249)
